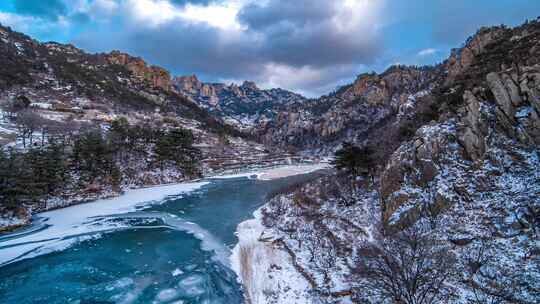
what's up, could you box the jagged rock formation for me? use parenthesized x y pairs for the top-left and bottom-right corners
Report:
(381, 20), (540, 231)
(257, 65), (444, 152)
(173, 75), (307, 130)
(248, 19), (540, 304)
(106, 50), (172, 91)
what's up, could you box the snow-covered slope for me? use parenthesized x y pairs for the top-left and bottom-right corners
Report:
(235, 19), (540, 304)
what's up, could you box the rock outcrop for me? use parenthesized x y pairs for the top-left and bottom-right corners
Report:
(106, 50), (172, 91)
(446, 26), (506, 83)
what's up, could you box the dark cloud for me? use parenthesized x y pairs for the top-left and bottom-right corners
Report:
(75, 0), (381, 95)
(75, 20), (263, 80)
(257, 20), (380, 68)
(169, 0), (216, 7)
(13, 0), (67, 20)
(237, 0), (380, 68)
(68, 0), (540, 96)
(238, 1), (334, 31)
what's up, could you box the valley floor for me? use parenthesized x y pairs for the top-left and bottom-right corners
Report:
(0, 162), (329, 232)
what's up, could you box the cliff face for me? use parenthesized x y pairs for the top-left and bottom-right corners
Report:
(380, 20), (540, 231)
(249, 19), (540, 304)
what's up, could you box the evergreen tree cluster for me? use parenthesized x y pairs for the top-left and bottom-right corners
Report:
(0, 118), (201, 212)
(332, 142), (376, 177)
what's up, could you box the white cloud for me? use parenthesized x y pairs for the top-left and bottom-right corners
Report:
(418, 48), (437, 56)
(70, 0), (119, 15)
(124, 0), (245, 30)
(0, 12), (69, 36)
(180, 2), (243, 30)
(93, 0), (119, 13)
(125, 0), (181, 27)
(251, 63), (361, 97)
(332, 0), (383, 34)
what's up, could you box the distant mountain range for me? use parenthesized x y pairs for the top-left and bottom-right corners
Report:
(173, 75), (307, 129)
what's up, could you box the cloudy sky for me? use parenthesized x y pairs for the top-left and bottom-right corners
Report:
(0, 0), (539, 97)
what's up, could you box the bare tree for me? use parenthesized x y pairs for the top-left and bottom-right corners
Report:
(463, 239), (538, 304)
(16, 110), (44, 147)
(352, 223), (456, 304)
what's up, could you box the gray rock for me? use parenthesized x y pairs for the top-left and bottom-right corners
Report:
(458, 90), (486, 161)
(487, 72), (516, 119)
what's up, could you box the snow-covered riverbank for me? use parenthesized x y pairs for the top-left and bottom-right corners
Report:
(1, 162), (331, 302)
(0, 182), (208, 266)
(231, 209), (311, 304)
(211, 162), (330, 181)
(0, 162), (330, 232)
(229, 163), (332, 304)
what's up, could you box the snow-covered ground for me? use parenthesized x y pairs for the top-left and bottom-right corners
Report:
(227, 163), (335, 304)
(231, 209), (311, 304)
(210, 163), (330, 180)
(0, 182), (208, 266)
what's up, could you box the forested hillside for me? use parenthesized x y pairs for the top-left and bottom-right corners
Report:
(0, 23), (295, 230)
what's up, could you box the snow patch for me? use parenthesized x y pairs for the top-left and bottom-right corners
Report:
(210, 163), (329, 180)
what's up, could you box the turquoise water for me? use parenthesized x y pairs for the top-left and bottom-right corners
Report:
(0, 174), (310, 304)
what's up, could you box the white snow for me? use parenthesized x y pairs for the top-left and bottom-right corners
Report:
(30, 102), (53, 110)
(211, 163), (329, 180)
(0, 181), (208, 266)
(172, 268), (184, 276)
(231, 209), (311, 304)
(0, 216), (26, 228)
(0, 126), (16, 134)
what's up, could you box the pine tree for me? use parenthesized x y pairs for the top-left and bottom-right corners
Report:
(73, 129), (115, 183)
(332, 142), (375, 177)
(154, 128), (200, 174)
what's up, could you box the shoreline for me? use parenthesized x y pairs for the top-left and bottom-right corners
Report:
(228, 163), (332, 304)
(0, 162), (329, 299)
(0, 181), (210, 266)
(0, 162), (329, 233)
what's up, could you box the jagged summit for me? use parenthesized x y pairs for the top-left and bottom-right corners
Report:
(173, 74), (307, 130)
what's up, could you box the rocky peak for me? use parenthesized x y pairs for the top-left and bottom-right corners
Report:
(341, 72), (388, 105)
(336, 65), (441, 109)
(445, 26), (507, 83)
(241, 80), (259, 91)
(105, 50), (172, 91)
(173, 74), (203, 91)
(173, 75), (307, 129)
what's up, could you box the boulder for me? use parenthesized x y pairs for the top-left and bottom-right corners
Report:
(487, 72), (516, 119)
